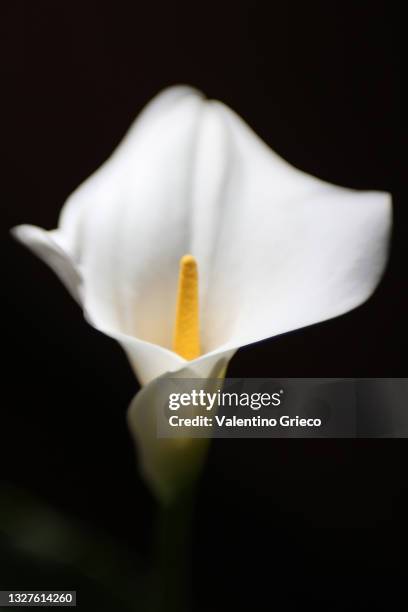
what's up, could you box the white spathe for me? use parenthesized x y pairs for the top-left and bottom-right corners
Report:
(12, 86), (391, 501)
(12, 85), (392, 386)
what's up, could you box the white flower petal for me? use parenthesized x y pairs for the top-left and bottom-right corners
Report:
(11, 224), (83, 303)
(59, 87), (206, 350)
(56, 85), (203, 255)
(187, 101), (392, 353)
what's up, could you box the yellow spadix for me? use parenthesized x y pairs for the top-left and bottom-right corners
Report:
(173, 254), (200, 360)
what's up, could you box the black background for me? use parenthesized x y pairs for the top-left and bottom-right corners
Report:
(1, 2), (406, 610)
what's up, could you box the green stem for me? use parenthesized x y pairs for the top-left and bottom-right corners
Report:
(151, 485), (197, 612)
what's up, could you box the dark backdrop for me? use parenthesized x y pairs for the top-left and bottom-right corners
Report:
(1, 2), (406, 611)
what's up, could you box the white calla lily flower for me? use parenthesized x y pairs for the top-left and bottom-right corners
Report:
(12, 85), (391, 502)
